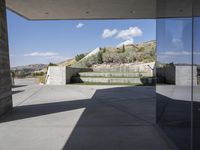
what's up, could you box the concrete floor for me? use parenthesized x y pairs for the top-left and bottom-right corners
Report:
(0, 78), (175, 150)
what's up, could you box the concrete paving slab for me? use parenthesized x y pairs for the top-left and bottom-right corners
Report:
(63, 126), (171, 150)
(0, 78), (176, 150)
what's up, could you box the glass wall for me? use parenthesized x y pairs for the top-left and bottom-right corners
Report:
(193, 16), (200, 150)
(156, 0), (200, 149)
(156, 18), (193, 150)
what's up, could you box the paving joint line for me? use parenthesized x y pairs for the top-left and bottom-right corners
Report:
(16, 86), (44, 106)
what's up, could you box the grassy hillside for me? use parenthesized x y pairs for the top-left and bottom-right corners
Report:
(58, 58), (77, 67)
(66, 40), (156, 68)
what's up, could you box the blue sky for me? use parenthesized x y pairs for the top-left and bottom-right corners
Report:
(194, 17), (200, 64)
(157, 17), (200, 64)
(7, 10), (156, 67)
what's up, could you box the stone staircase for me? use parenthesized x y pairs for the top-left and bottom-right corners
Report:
(72, 72), (154, 84)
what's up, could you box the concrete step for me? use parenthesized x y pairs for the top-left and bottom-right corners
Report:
(72, 77), (143, 84)
(79, 72), (149, 78)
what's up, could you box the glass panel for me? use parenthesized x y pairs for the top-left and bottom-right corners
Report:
(156, 18), (192, 150)
(193, 16), (200, 150)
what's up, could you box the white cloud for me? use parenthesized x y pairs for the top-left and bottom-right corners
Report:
(172, 38), (184, 50)
(172, 38), (181, 43)
(157, 55), (173, 63)
(102, 27), (143, 47)
(160, 51), (200, 56)
(47, 55), (69, 61)
(76, 23), (84, 28)
(102, 29), (118, 38)
(116, 27), (143, 40)
(117, 39), (134, 47)
(24, 52), (58, 57)
(24, 51), (69, 62)
(158, 51), (200, 64)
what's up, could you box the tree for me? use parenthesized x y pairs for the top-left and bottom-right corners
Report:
(48, 62), (57, 66)
(102, 52), (114, 63)
(122, 44), (126, 53)
(75, 54), (85, 62)
(97, 52), (103, 64)
(85, 55), (98, 67)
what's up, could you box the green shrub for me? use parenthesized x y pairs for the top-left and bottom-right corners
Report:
(13, 69), (31, 78)
(33, 72), (45, 76)
(72, 54), (98, 68)
(122, 45), (126, 53)
(100, 48), (106, 53)
(48, 62), (57, 66)
(198, 77), (200, 85)
(38, 75), (46, 84)
(102, 52), (114, 63)
(75, 54), (85, 62)
(97, 52), (103, 64)
(138, 47), (145, 52)
(72, 43), (155, 67)
(85, 55), (98, 67)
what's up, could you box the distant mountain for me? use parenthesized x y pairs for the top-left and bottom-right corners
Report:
(12, 64), (47, 71)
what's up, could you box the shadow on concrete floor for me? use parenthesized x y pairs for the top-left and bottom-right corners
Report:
(157, 93), (200, 150)
(1, 86), (155, 123)
(0, 86), (174, 150)
(12, 90), (25, 95)
(12, 85), (27, 88)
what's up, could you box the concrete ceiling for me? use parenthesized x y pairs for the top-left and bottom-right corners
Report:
(5, 0), (199, 20)
(5, 0), (156, 20)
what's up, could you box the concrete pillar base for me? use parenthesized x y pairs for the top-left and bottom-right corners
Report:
(0, 0), (13, 116)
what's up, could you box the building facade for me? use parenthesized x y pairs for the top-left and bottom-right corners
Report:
(0, 0), (199, 149)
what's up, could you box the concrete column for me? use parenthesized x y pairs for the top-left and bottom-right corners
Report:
(0, 0), (13, 116)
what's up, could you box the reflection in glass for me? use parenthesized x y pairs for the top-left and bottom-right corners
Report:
(193, 17), (200, 150)
(156, 18), (192, 150)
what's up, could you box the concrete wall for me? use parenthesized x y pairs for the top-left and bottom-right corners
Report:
(0, 0), (13, 116)
(157, 65), (197, 85)
(65, 67), (92, 83)
(46, 66), (92, 85)
(93, 62), (155, 76)
(176, 65), (197, 86)
(157, 65), (175, 84)
(73, 77), (143, 84)
(46, 67), (67, 85)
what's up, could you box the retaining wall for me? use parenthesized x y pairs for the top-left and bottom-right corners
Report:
(46, 66), (92, 85)
(93, 62), (155, 76)
(157, 65), (197, 85)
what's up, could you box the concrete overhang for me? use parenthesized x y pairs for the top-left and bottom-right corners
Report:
(5, 0), (199, 20)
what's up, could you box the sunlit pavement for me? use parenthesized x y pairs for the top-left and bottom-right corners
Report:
(0, 78), (175, 150)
